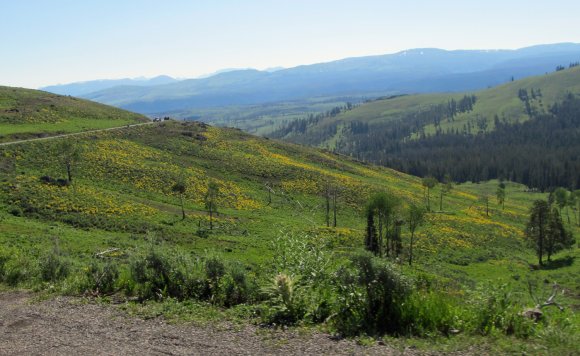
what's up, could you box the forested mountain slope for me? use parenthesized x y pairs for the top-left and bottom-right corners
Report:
(271, 66), (580, 190)
(1, 99), (578, 352)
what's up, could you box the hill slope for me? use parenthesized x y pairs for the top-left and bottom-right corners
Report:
(0, 86), (578, 351)
(76, 43), (580, 116)
(0, 86), (149, 142)
(1, 120), (578, 351)
(0, 119), (572, 262)
(271, 66), (580, 189)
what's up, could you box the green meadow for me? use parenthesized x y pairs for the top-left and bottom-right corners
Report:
(0, 88), (578, 353)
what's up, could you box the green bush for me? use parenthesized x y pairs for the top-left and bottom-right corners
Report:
(400, 291), (457, 336)
(4, 254), (35, 286)
(469, 285), (535, 338)
(81, 260), (120, 295)
(0, 254), (8, 282)
(260, 273), (306, 325)
(217, 263), (255, 307)
(302, 281), (334, 324)
(127, 250), (255, 306)
(129, 249), (187, 300)
(332, 252), (412, 336)
(39, 249), (70, 282)
(270, 232), (331, 284)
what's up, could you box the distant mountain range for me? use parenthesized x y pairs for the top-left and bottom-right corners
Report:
(40, 75), (179, 97)
(41, 43), (580, 116)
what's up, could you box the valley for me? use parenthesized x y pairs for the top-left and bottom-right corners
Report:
(1, 3), (580, 350)
(0, 84), (578, 354)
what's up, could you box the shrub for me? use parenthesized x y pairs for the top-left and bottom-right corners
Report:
(332, 252), (412, 336)
(4, 254), (35, 286)
(0, 254), (8, 282)
(400, 291), (457, 336)
(81, 261), (120, 295)
(270, 232), (331, 284)
(261, 273), (305, 325)
(302, 282), (334, 324)
(39, 249), (70, 283)
(204, 256), (226, 302)
(469, 284), (536, 338)
(217, 263), (255, 307)
(129, 249), (187, 300)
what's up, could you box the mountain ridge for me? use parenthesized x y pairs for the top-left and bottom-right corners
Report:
(40, 75), (179, 97)
(37, 43), (580, 117)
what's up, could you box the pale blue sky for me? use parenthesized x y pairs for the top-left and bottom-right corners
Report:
(2, 0), (579, 88)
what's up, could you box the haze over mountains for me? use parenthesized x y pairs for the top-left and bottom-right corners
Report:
(41, 75), (179, 97)
(40, 43), (580, 117)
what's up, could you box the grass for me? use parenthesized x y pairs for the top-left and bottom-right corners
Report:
(0, 86), (148, 142)
(0, 118), (578, 352)
(0, 118), (141, 136)
(281, 66), (580, 147)
(169, 94), (372, 136)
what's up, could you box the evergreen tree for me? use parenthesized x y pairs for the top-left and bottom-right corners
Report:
(525, 200), (550, 266)
(554, 187), (570, 224)
(573, 190), (580, 227)
(439, 174), (453, 211)
(496, 182), (506, 210)
(407, 204), (425, 266)
(422, 177), (438, 212)
(171, 180), (187, 220)
(364, 205), (379, 255)
(545, 208), (575, 262)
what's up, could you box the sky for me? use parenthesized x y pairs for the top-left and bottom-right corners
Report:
(2, 0), (579, 89)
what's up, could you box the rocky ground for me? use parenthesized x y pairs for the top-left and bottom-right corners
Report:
(0, 291), (411, 355)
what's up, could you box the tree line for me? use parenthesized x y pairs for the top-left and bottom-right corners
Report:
(343, 94), (580, 190)
(269, 103), (356, 139)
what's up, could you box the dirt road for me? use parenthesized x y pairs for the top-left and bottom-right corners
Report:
(0, 291), (407, 355)
(0, 122), (153, 147)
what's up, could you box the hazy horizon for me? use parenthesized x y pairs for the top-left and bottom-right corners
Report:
(2, 0), (580, 89)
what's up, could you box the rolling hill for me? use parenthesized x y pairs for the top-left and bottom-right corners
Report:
(39, 43), (580, 117)
(0, 88), (578, 352)
(271, 66), (580, 189)
(0, 86), (149, 143)
(1, 109), (574, 268)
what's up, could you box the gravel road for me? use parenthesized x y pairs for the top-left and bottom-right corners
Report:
(0, 291), (409, 355)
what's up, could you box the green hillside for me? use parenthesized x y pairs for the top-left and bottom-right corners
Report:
(277, 66), (580, 145)
(0, 94), (578, 352)
(0, 86), (148, 143)
(270, 67), (580, 190)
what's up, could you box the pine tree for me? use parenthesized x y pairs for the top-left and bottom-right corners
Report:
(439, 174), (453, 211)
(422, 177), (438, 212)
(407, 204), (425, 266)
(526, 200), (550, 266)
(545, 208), (574, 262)
(364, 206), (379, 255)
(172, 180), (187, 220)
(496, 182), (506, 210)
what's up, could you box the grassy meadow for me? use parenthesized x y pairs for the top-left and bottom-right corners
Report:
(0, 86), (148, 142)
(281, 66), (580, 148)
(0, 118), (578, 353)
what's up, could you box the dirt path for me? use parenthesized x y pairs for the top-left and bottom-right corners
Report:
(0, 122), (154, 147)
(0, 291), (409, 355)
